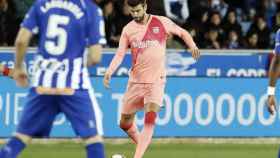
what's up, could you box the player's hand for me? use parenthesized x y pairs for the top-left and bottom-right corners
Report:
(267, 95), (277, 115)
(13, 67), (29, 88)
(103, 72), (111, 89)
(0, 64), (4, 73)
(190, 47), (200, 60)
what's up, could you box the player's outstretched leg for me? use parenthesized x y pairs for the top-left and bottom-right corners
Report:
(84, 135), (105, 158)
(0, 133), (31, 158)
(120, 114), (139, 144)
(133, 103), (160, 158)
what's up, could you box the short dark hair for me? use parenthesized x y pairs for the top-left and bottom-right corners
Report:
(127, 0), (146, 7)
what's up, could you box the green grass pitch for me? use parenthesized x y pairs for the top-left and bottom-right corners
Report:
(5, 141), (278, 158)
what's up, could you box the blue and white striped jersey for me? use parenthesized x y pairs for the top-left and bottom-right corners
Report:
(274, 29), (280, 54)
(22, 0), (106, 89)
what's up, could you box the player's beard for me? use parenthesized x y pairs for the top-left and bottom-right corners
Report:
(133, 14), (145, 23)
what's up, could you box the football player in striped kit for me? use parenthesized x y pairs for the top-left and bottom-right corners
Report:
(0, 0), (106, 158)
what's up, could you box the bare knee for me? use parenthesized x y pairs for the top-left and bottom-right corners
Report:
(119, 114), (135, 131)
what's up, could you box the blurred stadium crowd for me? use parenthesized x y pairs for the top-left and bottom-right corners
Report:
(1, 0), (280, 49)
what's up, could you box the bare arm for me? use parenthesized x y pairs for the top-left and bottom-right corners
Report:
(15, 28), (32, 69)
(0, 64), (3, 72)
(14, 27), (32, 87)
(268, 54), (280, 87)
(87, 44), (102, 67)
(266, 54), (280, 115)
(266, 30), (280, 115)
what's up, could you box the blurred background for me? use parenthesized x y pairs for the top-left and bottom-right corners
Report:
(2, 0), (280, 49)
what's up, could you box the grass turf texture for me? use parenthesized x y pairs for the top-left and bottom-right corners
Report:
(1, 142), (277, 158)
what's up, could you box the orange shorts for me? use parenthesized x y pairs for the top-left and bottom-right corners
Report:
(121, 82), (165, 114)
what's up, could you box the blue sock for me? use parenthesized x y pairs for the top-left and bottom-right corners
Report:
(86, 143), (105, 158)
(0, 137), (26, 158)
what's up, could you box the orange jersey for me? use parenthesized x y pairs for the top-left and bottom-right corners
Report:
(107, 15), (197, 83)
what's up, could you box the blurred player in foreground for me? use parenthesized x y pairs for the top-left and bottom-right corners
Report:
(267, 29), (280, 115)
(103, 0), (200, 157)
(0, 0), (106, 158)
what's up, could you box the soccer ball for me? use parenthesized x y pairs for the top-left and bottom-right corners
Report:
(111, 154), (125, 158)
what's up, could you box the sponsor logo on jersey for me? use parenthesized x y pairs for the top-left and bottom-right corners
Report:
(152, 27), (160, 34)
(131, 40), (159, 49)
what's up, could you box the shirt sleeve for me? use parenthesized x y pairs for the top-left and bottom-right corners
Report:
(162, 17), (197, 49)
(274, 30), (280, 54)
(88, 5), (107, 46)
(106, 28), (129, 76)
(21, 3), (39, 34)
